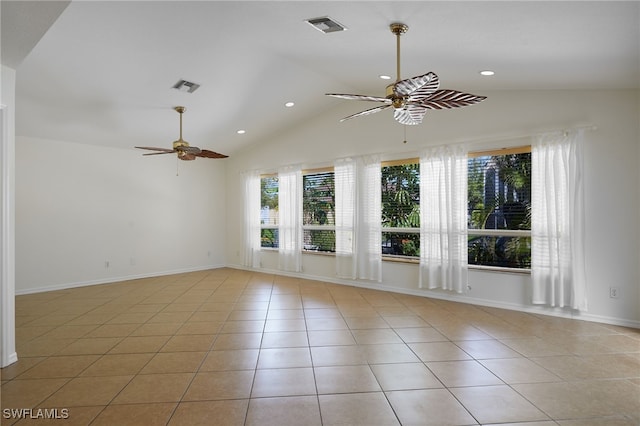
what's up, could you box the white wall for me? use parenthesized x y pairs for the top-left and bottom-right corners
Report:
(15, 136), (228, 293)
(225, 89), (640, 327)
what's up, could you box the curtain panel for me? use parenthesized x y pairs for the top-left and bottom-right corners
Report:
(334, 158), (356, 279)
(419, 144), (468, 292)
(356, 155), (382, 282)
(242, 170), (261, 268)
(531, 129), (587, 310)
(278, 165), (303, 272)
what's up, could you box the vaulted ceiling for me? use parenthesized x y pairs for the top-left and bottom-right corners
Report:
(3, 1), (639, 156)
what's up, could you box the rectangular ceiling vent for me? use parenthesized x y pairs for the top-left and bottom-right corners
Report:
(305, 17), (347, 34)
(172, 79), (200, 93)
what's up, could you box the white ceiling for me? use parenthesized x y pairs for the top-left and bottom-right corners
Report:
(4, 1), (639, 157)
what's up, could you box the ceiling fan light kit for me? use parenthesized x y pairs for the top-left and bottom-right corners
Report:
(326, 23), (487, 125)
(135, 106), (228, 160)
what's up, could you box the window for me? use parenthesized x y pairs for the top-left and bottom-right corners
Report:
(303, 170), (335, 252)
(467, 147), (532, 269)
(381, 160), (420, 257)
(260, 175), (278, 248)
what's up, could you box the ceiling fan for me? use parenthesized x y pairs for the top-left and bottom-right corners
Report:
(135, 106), (228, 160)
(326, 23), (487, 125)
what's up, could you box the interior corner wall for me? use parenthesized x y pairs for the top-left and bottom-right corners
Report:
(15, 137), (228, 294)
(225, 89), (640, 327)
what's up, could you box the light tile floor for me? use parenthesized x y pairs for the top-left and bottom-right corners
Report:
(1, 268), (639, 425)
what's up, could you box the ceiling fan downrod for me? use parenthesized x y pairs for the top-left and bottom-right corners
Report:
(390, 23), (408, 83)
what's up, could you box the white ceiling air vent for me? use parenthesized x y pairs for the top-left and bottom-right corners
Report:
(305, 17), (347, 34)
(172, 79), (200, 93)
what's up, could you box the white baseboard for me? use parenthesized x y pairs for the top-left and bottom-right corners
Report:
(1, 351), (18, 368)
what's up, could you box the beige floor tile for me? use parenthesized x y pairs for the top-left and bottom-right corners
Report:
(480, 357), (562, 384)
(409, 341), (473, 362)
(79, 353), (154, 377)
(246, 396), (321, 426)
(386, 388), (477, 425)
(307, 330), (356, 346)
(106, 312), (155, 324)
(187, 311), (230, 322)
(455, 339), (523, 359)
(310, 345), (367, 367)
(1, 378), (70, 408)
(257, 347), (312, 369)
(169, 400), (249, 426)
(84, 323), (139, 338)
(264, 318), (306, 332)
(252, 367), (316, 397)
(183, 370), (254, 400)
(557, 417), (639, 426)
(352, 328), (403, 345)
(315, 365), (380, 394)
(266, 309), (305, 320)
(370, 362), (442, 390)
(16, 355), (99, 379)
(16, 338), (77, 357)
(360, 343), (420, 364)
(305, 318), (348, 331)
(452, 385), (549, 424)
(211, 332), (262, 349)
(227, 309), (268, 321)
(384, 315), (430, 328)
(513, 380), (640, 420)
(130, 322), (182, 336)
(426, 360), (503, 387)
(580, 353), (640, 378)
(394, 326), (448, 343)
(500, 337), (572, 357)
(199, 349), (259, 371)
(0, 357), (47, 381)
(108, 335), (170, 354)
(112, 373), (193, 404)
(261, 331), (308, 348)
(43, 375), (132, 407)
(140, 351), (206, 374)
(174, 321), (221, 335)
(434, 323), (493, 341)
(57, 337), (123, 355)
(220, 320), (265, 333)
(40, 325), (97, 339)
(318, 392), (399, 426)
(148, 311), (193, 324)
(529, 355), (610, 380)
(303, 308), (341, 319)
(160, 334), (215, 352)
(91, 402), (177, 426)
(344, 316), (390, 330)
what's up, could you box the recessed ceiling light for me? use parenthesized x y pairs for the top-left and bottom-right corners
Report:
(285, 102), (295, 108)
(236, 130), (246, 135)
(480, 70), (495, 76)
(379, 75), (392, 80)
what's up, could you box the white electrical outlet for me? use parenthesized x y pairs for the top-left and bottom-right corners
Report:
(609, 287), (619, 298)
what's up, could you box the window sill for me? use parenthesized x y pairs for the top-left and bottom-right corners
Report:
(469, 264), (531, 275)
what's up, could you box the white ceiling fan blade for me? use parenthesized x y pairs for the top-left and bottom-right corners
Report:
(327, 93), (391, 103)
(340, 104), (392, 122)
(419, 90), (487, 110)
(135, 146), (175, 153)
(142, 151), (176, 156)
(394, 72), (440, 99)
(393, 104), (427, 125)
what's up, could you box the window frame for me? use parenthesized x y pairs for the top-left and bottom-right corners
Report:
(467, 145), (532, 271)
(381, 158), (421, 259)
(302, 167), (336, 253)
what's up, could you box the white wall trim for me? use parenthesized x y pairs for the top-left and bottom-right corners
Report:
(227, 262), (640, 330)
(14, 263), (226, 296)
(1, 103), (17, 367)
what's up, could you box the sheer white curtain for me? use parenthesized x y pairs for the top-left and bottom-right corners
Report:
(356, 155), (382, 282)
(531, 129), (587, 310)
(335, 158), (356, 279)
(242, 170), (261, 268)
(419, 144), (468, 292)
(278, 165), (302, 272)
